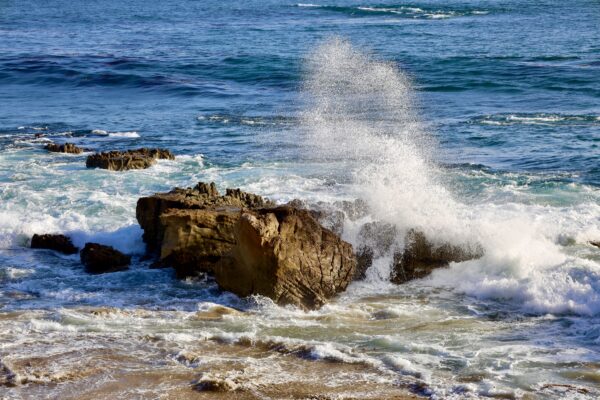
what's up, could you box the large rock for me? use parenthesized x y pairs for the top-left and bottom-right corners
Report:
(158, 207), (240, 278)
(86, 148), (174, 171)
(30, 234), (78, 255)
(136, 182), (273, 254)
(80, 243), (131, 274)
(136, 182), (356, 309)
(44, 143), (84, 154)
(391, 230), (483, 284)
(215, 206), (356, 309)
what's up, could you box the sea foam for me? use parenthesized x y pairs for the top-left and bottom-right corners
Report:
(301, 38), (600, 316)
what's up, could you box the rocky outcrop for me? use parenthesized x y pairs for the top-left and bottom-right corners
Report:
(44, 143), (84, 154)
(30, 234), (78, 255)
(136, 182), (273, 254)
(391, 230), (483, 284)
(136, 182), (356, 309)
(214, 206), (356, 309)
(85, 148), (174, 171)
(80, 243), (130, 274)
(158, 208), (240, 278)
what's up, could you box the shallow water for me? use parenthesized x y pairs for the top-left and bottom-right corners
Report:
(1, 0), (600, 399)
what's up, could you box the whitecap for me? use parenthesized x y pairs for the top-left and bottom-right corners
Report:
(107, 131), (140, 138)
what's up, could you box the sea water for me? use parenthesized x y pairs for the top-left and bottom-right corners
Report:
(1, 1), (600, 398)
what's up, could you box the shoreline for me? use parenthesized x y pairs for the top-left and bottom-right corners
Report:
(1, 306), (424, 400)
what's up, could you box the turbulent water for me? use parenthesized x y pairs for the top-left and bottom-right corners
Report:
(2, 1), (600, 399)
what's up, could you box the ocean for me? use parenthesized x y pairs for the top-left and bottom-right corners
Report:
(1, 0), (600, 398)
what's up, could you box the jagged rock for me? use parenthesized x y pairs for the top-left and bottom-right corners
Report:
(391, 230), (483, 284)
(44, 143), (84, 154)
(80, 243), (130, 274)
(334, 198), (370, 221)
(136, 182), (355, 309)
(85, 148), (174, 171)
(30, 234), (78, 255)
(285, 199), (345, 236)
(136, 182), (274, 253)
(159, 208), (240, 278)
(214, 206), (356, 309)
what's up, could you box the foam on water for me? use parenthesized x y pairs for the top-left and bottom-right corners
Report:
(301, 38), (600, 316)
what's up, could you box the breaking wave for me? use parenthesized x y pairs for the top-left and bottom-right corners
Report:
(301, 38), (600, 316)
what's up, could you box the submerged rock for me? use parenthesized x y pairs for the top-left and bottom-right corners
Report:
(44, 143), (84, 154)
(80, 243), (130, 274)
(30, 234), (78, 255)
(192, 375), (238, 392)
(85, 148), (174, 171)
(391, 230), (483, 284)
(136, 182), (356, 309)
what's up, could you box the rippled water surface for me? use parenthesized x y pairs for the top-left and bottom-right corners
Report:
(1, 1), (600, 399)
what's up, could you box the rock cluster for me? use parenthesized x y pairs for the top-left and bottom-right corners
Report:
(80, 243), (131, 274)
(44, 143), (84, 154)
(28, 181), (484, 309)
(86, 148), (174, 171)
(30, 234), (78, 255)
(136, 182), (356, 309)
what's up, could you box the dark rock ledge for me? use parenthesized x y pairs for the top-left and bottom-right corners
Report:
(44, 143), (85, 154)
(86, 148), (175, 171)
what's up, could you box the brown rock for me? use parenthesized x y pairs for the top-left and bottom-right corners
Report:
(136, 182), (355, 309)
(30, 234), (78, 255)
(285, 199), (345, 236)
(136, 182), (274, 253)
(391, 230), (483, 284)
(80, 243), (130, 274)
(159, 208), (240, 278)
(85, 148), (174, 171)
(215, 206), (356, 309)
(44, 142), (84, 154)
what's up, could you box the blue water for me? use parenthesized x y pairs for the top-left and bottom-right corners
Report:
(2, 1), (600, 398)
(2, 0), (599, 175)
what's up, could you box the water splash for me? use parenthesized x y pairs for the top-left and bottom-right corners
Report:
(301, 38), (460, 241)
(300, 39), (600, 316)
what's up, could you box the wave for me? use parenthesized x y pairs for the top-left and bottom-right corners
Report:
(470, 113), (600, 126)
(91, 129), (140, 138)
(301, 38), (600, 317)
(196, 114), (296, 127)
(0, 54), (298, 92)
(295, 3), (489, 19)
